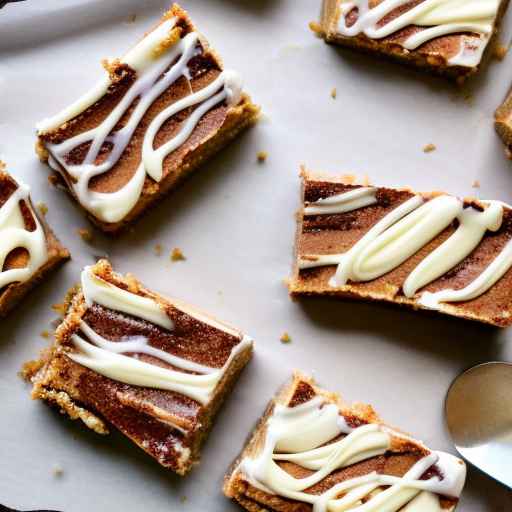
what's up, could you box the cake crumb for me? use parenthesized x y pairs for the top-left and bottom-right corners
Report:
(125, 13), (137, 24)
(257, 151), (268, 163)
(331, 88), (337, 99)
(52, 302), (67, 316)
(423, 143), (436, 153)
(154, 243), (163, 256)
(472, 180), (480, 189)
(40, 330), (50, 339)
(77, 228), (93, 243)
(53, 464), (64, 477)
(309, 21), (324, 37)
(37, 202), (48, 216)
(493, 43), (509, 61)
(280, 332), (292, 344)
(171, 248), (186, 262)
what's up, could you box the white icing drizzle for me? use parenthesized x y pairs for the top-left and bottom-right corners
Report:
(240, 396), (466, 512)
(304, 187), (377, 216)
(299, 189), (511, 309)
(337, 0), (499, 67)
(39, 18), (242, 223)
(81, 266), (173, 330)
(69, 266), (252, 404)
(0, 181), (48, 289)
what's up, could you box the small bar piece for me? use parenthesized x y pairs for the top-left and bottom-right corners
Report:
(315, 0), (508, 80)
(0, 162), (69, 316)
(224, 372), (466, 511)
(35, 4), (259, 234)
(495, 89), (512, 157)
(290, 169), (512, 326)
(24, 260), (253, 475)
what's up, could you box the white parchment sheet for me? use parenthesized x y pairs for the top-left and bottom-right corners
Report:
(0, 1), (511, 510)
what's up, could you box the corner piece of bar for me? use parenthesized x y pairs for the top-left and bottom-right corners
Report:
(23, 259), (253, 475)
(289, 168), (512, 326)
(224, 372), (466, 511)
(316, 0), (509, 80)
(35, 3), (260, 234)
(0, 161), (69, 316)
(495, 86), (512, 157)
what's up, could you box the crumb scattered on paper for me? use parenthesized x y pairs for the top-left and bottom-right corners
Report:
(280, 332), (292, 344)
(154, 243), (163, 256)
(77, 228), (93, 243)
(423, 143), (436, 153)
(37, 202), (48, 216)
(472, 180), (481, 189)
(171, 247), (186, 262)
(40, 330), (50, 339)
(52, 302), (67, 316)
(125, 13), (137, 24)
(494, 43), (508, 61)
(331, 88), (337, 99)
(309, 21), (324, 37)
(53, 464), (64, 477)
(257, 151), (268, 163)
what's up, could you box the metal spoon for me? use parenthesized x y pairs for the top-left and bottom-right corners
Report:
(445, 362), (512, 489)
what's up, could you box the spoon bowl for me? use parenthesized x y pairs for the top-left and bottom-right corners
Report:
(445, 362), (512, 489)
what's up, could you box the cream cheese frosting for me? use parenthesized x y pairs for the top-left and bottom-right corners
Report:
(38, 17), (243, 223)
(299, 188), (512, 310)
(0, 180), (48, 290)
(67, 266), (252, 405)
(336, 0), (500, 67)
(239, 396), (466, 511)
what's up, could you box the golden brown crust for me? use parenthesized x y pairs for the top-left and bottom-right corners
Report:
(24, 260), (252, 476)
(36, 4), (259, 235)
(495, 84), (512, 157)
(0, 167), (70, 317)
(224, 372), (457, 511)
(317, 0), (510, 81)
(289, 169), (512, 327)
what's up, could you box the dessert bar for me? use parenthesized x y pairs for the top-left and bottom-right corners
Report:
(315, 0), (508, 80)
(0, 162), (69, 316)
(35, 4), (259, 233)
(495, 88), (512, 157)
(290, 169), (512, 326)
(224, 372), (466, 511)
(24, 260), (253, 475)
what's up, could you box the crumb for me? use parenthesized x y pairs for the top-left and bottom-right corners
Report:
(257, 151), (268, 163)
(180, 496), (187, 503)
(171, 248), (186, 262)
(40, 330), (50, 339)
(153, 27), (182, 59)
(154, 243), (163, 256)
(462, 92), (474, 105)
(37, 202), (48, 216)
(125, 13), (137, 24)
(309, 21), (324, 37)
(423, 143), (436, 153)
(52, 302), (67, 316)
(0, 161), (5, 172)
(52, 464), (64, 477)
(472, 180), (480, 189)
(125, 274), (139, 293)
(77, 228), (93, 243)
(331, 87), (337, 99)
(494, 43), (508, 61)
(280, 332), (292, 344)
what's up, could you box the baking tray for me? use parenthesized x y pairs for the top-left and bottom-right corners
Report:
(0, 0), (511, 510)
